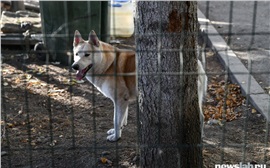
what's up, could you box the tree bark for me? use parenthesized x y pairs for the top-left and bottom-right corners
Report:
(136, 1), (202, 167)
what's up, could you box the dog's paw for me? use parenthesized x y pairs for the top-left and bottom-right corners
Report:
(202, 131), (205, 138)
(123, 119), (127, 126)
(107, 134), (120, 142)
(107, 128), (115, 135)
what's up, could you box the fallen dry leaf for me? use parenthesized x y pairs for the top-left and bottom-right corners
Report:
(204, 80), (245, 122)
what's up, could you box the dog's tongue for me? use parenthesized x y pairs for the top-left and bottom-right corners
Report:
(76, 70), (84, 80)
(75, 65), (92, 80)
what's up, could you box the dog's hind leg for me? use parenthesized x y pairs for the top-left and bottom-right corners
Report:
(107, 98), (129, 142)
(123, 106), (128, 126)
(198, 60), (208, 137)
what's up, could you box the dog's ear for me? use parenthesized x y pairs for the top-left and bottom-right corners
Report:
(88, 30), (100, 47)
(74, 30), (83, 46)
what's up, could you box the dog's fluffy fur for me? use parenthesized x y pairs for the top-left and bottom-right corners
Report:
(72, 30), (207, 141)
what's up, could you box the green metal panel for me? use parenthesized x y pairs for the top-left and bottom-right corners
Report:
(39, 1), (109, 65)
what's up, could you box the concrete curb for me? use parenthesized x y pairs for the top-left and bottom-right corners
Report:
(197, 9), (270, 121)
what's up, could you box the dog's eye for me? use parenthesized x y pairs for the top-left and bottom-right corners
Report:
(85, 53), (90, 57)
(75, 53), (78, 56)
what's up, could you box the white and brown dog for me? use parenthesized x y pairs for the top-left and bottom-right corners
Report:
(72, 30), (207, 141)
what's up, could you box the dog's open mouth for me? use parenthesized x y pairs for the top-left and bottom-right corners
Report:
(76, 64), (93, 80)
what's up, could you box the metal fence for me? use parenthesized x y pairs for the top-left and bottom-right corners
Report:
(1, 1), (269, 167)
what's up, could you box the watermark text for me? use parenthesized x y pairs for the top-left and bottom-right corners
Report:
(215, 162), (266, 168)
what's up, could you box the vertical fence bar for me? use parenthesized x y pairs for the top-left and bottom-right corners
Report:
(263, 3), (270, 164)
(135, 1), (142, 163)
(68, 57), (76, 168)
(23, 29), (33, 168)
(1, 76), (12, 168)
(264, 98), (270, 164)
(157, 2), (162, 161)
(46, 40), (55, 168)
(242, 1), (258, 163)
(219, 1), (234, 164)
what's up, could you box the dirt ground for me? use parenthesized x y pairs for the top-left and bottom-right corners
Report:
(1, 36), (269, 167)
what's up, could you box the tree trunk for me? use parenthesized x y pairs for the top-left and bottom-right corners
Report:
(135, 1), (202, 167)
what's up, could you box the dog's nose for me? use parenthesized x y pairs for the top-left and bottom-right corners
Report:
(72, 64), (79, 70)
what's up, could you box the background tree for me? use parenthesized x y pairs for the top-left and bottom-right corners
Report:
(135, 1), (202, 167)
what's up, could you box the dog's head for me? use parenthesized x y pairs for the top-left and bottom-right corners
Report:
(72, 30), (102, 80)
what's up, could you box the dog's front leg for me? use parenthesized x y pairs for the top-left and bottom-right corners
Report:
(107, 99), (128, 141)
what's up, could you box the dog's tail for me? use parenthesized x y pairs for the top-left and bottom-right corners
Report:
(198, 60), (208, 98)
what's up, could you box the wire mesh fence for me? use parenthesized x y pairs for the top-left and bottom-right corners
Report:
(1, 1), (269, 168)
